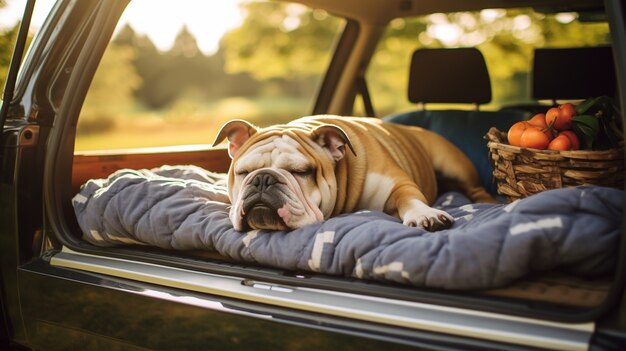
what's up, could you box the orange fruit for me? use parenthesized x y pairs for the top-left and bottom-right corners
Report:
(507, 121), (530, 146)
(520, 126), (551, 149)
(548, 134), (572, 151)
(541, 126), (554, 141)
(528, 113), (547, 128)
(545, 107), (560, 128)
(559, 130), (580, 150)
(543, 128), (554, 141)
(546, 104), (575, 131)
(527, 113), (554, 141)
(559, 103), (576, 120)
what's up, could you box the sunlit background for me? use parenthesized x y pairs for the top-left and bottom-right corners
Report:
(0, 0), (611, 150)
(0, 0), (243, 54)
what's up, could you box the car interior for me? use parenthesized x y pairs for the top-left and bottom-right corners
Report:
(379, 45), (615, 309)
(55, 0), (623, 326)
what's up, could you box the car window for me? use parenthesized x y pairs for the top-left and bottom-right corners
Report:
(361, 8), (611, 117)
(76, 0), (343, 151)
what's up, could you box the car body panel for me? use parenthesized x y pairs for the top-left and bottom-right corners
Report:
(48, 247), (595, 351)
(19, 259), (427, 351)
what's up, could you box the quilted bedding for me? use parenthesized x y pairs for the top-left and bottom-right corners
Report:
(72, 165), (622, 290)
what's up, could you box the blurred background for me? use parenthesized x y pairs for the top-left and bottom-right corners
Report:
(0, 0), (610, 150)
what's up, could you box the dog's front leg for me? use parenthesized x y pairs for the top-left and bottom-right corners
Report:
(386, 182), (454, 231)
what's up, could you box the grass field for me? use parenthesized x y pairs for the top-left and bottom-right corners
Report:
(75, 97), (311, 151)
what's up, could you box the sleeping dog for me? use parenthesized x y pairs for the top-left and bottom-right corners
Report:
(213, 115), (494, 232)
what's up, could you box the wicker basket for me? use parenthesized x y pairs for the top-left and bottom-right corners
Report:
(485, 127), (625, 201)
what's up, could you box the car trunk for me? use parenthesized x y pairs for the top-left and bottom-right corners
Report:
(66, 146), (618, 314)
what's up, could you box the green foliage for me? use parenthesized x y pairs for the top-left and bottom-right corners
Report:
(79, 43), (141, 134)
(221, 2), (341, 80)
(0, 24), (19, 91)
(572, 114), (600, 149)
(573, 96), (624, 150)
(110, 24), (262, 109)
(365, 18), (430, 114)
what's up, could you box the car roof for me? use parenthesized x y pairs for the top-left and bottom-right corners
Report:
(293, 0), (605, 24)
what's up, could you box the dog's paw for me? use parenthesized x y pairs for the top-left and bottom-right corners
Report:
(402, 205), (454, 232)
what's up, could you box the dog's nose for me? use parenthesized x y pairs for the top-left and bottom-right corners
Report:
(253, 172), (278, 192)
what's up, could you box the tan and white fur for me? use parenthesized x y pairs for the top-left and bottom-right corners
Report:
(213, 115), (494, 232)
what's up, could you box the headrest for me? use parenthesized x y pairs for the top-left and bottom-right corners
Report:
(408, 48), (491, 105)
(532, 47), (616, 100)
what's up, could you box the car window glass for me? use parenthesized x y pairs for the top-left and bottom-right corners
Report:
(361, 8), (610, 117)
(76, 0), (342, 151)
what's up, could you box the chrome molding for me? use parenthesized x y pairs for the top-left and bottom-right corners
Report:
(51, 247), (593, 351)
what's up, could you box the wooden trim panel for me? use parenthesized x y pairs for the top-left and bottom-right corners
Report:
(72, 145), (231, 193)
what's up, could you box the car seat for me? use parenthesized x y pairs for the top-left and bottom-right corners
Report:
(502, 46), (617, 113)
(384, 48), (526, 196)
(534, 46), (616, 100)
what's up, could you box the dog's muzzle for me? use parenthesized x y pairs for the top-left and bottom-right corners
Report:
(230, 168), (325, 231)
(239, 170), (290, 230)
(242, 171), (284, 213)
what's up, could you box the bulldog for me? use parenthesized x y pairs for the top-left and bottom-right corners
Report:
(213, 115), (494, 232)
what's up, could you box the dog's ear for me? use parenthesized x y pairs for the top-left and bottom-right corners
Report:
(213, 119), (259, 158)
(312, 124), (356, 162)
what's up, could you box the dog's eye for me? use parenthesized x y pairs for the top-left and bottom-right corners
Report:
(293, 167), (315, 177)
(236, 170), (249, 177)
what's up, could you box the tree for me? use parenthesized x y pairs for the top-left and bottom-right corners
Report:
(79, 42), (141, 133)
(170, 25), (200, 57)
(1, 1), (18, 92)
(113, 24), (176, 108)
(0, 24), (19, 91)
(110, 24), (262, 109)
(221, 2), (341, 80)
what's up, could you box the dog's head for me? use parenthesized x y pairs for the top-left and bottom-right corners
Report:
(213, 119), (355, 231)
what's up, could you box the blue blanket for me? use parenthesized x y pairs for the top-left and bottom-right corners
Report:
(72, 165), (622, 290)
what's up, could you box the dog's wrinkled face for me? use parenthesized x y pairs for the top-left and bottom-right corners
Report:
(230, 135), (324, 230)
(213, 119), (354, 231)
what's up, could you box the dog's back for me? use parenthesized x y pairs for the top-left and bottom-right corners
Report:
(295, 115), (494, 204)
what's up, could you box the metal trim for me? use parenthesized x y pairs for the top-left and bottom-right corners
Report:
(51, 247), (593, 351)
